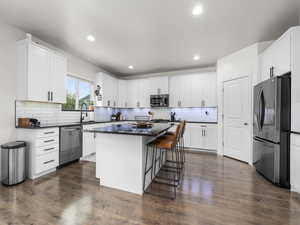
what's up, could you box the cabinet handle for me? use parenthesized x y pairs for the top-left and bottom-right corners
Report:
(44, 147), (55, 152)
(44, 131), (55, 135)
(270, 67), (274, 78)
(51, 92), (53, 101)
(107, 100), (110, 107)
(48, 91), (50, 101)
(44, 139), (55, 143)
(178, 101), (181, 107)
(44, 160), (55, 165)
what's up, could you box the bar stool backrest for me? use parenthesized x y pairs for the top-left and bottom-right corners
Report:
(181, 121), (186, 138)
(172, 124), (182, 147)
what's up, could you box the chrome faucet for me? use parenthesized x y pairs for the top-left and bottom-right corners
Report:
(80, 103), (88, 123)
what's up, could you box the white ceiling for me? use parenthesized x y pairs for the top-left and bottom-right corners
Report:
(0, 0), (299, 76)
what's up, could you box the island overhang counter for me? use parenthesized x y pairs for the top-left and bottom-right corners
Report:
(85, 123), (172, 195)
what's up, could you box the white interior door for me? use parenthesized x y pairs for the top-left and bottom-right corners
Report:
(223, 76), (251, 163)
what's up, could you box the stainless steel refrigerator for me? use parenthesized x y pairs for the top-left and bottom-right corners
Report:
(253, 73), (291, 188)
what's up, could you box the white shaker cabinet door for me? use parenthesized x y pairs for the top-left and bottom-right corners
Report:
(203, 125), (218, 150)
(260, 47), (274, 82)
(169, 76), (181, 107)
(291, 28), (300, 133)
(82, 129), (96, 157)
(139, 79), (150, 107)
(272, 31), (291, 77)
(28, 44), (51, 102)
(127, 80), (139, 108)
(50, 53), (67, 104)
(291, 134), (300, 194)
(189, 124), (205, 149)
(118, 80), (128, 108)
(148, 76), (169, 95)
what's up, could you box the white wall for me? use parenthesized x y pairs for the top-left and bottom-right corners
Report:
(217, 42), (271, 164)
(0, 21), (25, 146)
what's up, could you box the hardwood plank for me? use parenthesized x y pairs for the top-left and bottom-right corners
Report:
(0, 153), (299, 225)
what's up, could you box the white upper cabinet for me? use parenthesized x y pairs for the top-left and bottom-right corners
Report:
(98, 73), (118, 107)
(50, 52), (67, 104)
(169, 75), (191, 107)
(17, 37), (67, 104)
(148, 76), (169, 95)
(291, 134), (300, 193)
(169, 72), (217, 107)
(191, 72), (217, 107)
(127, 79), (140, 108)
(27, 43), (51, 102)
(260, 46), (274, 81)
(125, 77), (169, 108)
(98, 70), (217, 109)
(291, 27), (300, 133)
(260, 29), (291, 81)
(118, 80), (128, 108)
(273, 32), (291, 76)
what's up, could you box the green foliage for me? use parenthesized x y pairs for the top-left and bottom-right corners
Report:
(62, 93), (76, 110)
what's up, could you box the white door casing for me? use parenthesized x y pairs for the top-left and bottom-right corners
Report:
(223, 76), (251, 163)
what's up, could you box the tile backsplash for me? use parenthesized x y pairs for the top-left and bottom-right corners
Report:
(95, 107), (218, 122)
(16, 101), (217, 126)
(15, 101), (93, 126)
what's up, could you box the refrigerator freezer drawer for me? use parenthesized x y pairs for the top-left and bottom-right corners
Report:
(253, 138), (280, 184)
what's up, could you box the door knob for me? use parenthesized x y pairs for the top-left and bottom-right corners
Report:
(244, 123), (248, 126)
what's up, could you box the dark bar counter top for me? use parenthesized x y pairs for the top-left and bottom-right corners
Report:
(86, 123), (172, 137)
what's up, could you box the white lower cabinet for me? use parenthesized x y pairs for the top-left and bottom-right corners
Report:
(189, 124), (217, 150)
(82, 123), (119, 157)
(82, 123), (107, 157)
(291, 134), (300, 193)
(169, 123), (217, 151)
(17, 128), (59, 179)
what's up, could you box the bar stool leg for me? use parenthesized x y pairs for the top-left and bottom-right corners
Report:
(152, 147), (158, 179)
(143, 145), (150, 192)
(171, 148), (176, 199)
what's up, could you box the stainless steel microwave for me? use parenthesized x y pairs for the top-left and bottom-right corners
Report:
(150, 94), (169, 107)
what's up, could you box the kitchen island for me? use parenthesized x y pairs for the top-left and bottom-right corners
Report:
(86, 123), (172, 195)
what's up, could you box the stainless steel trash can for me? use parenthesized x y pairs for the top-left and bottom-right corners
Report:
(1, 141), (26, 185)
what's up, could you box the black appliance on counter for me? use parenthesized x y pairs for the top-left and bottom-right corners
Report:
(59, 125), (82, 167)
(150, 94), (169, 108)
(253, 73), (291, 188)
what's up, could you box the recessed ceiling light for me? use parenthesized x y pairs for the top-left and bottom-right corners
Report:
(128, 65), (134, 70)
(86, 35), (95, 42)
(193, 55), (200, 61)
(192, 4), (203, 16)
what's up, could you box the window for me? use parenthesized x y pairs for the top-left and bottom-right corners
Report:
(63, 75), (94, 111)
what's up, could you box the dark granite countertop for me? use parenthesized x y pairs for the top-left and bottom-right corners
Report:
(86, 123), (173, 136)
(15, 121), (112, 129)
(16, 120), (217, 129)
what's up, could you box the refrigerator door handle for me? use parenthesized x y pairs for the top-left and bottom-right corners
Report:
(257, 90), (262, 130)
(259, 90), (266, 130)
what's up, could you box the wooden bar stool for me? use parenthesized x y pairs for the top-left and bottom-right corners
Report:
(160, 121), (186, 170)
(143, 124), (182, 199)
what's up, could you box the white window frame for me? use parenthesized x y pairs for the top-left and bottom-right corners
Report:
(64, 75), (94, 110)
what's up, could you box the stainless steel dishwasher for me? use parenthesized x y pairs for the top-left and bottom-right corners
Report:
(60, 126), (82, 166)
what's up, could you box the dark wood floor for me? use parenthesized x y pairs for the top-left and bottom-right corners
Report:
(1, 153), (300, 225)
